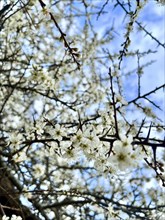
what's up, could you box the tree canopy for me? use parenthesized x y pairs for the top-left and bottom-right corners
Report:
(0, 0), (165, 219)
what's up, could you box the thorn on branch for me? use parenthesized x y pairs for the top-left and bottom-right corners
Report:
(136, 0), (140, 7)
(38, 0), (46, 8)
(38, 0), (81, 70)
(108, 67), (119, 139)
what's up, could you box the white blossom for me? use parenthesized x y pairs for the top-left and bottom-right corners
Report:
(48, 124), (66, 141)
(2, 216), (10, 220)
(110, 140), (134, 171)
(23, 186), (33, 199)
(32, 119), (46, 135)
(11, 215), (22, 220)
(71, 130), (86, 147)
(8, 132), (23, 149)
(33, 163), (45, 178)
(108, 205), (119, 218)
(13, 151), (27, 163)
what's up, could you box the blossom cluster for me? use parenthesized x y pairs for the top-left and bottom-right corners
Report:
(2, 215), (22, 220)
(6, 112), (151, 177)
